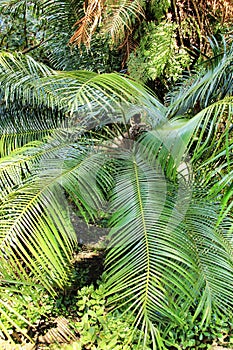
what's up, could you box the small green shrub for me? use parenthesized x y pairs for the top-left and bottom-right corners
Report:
(162, 310), (233, 349)
(73, 284), (151, 350)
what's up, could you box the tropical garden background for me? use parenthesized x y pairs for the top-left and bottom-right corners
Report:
(0, 0), (232, 349)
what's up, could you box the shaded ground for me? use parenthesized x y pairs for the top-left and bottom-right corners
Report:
(69, 207), (109, 249)
(69, 207), (107, 285)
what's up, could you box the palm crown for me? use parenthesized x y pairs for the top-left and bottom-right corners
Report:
(0, 37), (232, 348)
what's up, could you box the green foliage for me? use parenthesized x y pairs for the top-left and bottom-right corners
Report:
(167, 37), (233, 223)
(128, 20), (191, 84)
(1, 280), (233, 349)
(0, 284), (54, 342)
(44, 34), (123, 72)
(0, 0), (123, 72)
(0, 1), (46, 60)
(67, 284), (151, 350)
(168, 37), (233, 114)
(149, 0), (170, 21)
(0, 38), (232, 349)
(163, 309), (233, 349)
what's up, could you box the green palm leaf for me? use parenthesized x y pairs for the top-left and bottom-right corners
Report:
(0, 51), (55, 107)
(104, 0), (144, 43)
(167, 37), (233, 116)
(0, 181), (76, 292)
(104, 149), (195, 346)
(0, 51), (165, 120)
(103, 143), (233, 348)
(41, 70), (164, 116)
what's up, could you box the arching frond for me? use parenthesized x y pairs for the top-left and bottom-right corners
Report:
(0, 103), (66, 157)
(139, 116), (198, 180)
(167, 38), (233, 116)
(0, 51), (55, 107)
(184, 98), (233, 220)
(69, 0), (104, 47)
(40, 0), (81, 33)
(0, 51), (66, 156)
(41, 70), (164, 116)
(104, 0), (144, 43)
(0, 51), (164, 117)
(187, 98), (233, 162)
(104, 147), (233, 348)
(0, 130), (110, 293)
(0, 180), (77, 293)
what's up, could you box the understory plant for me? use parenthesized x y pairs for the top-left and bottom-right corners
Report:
(128, 20), (191, 84)
(0, 37), (232, 349)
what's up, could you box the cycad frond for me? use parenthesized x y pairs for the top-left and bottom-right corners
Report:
(184, 203), (233, 322)
(168, 38), (233, 116)
(0, 51), (163, 116)
(0, 103), (66, 157)
(104, 148), (233, 347)
(0, 52), (62, 156)
(41, 0), (80, 33)
(181, 97), (233, 160)
(42, 70), (163, 115)
(139, 117), (198, 180)
(0, 51), (55, 107)
(0, 180), (76, 292)
(0, 131), (109, 292)
(104, 149), (194, 345)
(185, 98), (233, 216)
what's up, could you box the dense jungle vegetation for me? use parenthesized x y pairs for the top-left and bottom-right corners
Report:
(0, 0), (232, 349)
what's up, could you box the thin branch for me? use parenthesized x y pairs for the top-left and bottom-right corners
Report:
(21, 39), (45, 54)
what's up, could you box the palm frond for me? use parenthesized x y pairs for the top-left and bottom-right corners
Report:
(0, 130), (111, 292)
(40, 0), (81, 33)
(0, 181), (77, 292)
(41, 70), (164, 116)
(103, 147), (233, 347)
(184, 98), (233, 219)
(69, 0), (103, 47)
(0, 136), (68, 201)
(0, 51), (55, 108)
(139, 117), (199, 180)
(184, 202), (233, 323)
(187, 97), (233, 161)
(104, 0), (144, 43)
(104, 148), (197, 346)
(0, 101), (66, 157)
(0, 53), (66, 154)
(0, 51), (164, 118)
(167, 38), (233, 116)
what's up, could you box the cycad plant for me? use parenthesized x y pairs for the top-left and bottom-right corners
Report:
(0, 38), (232, 348)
